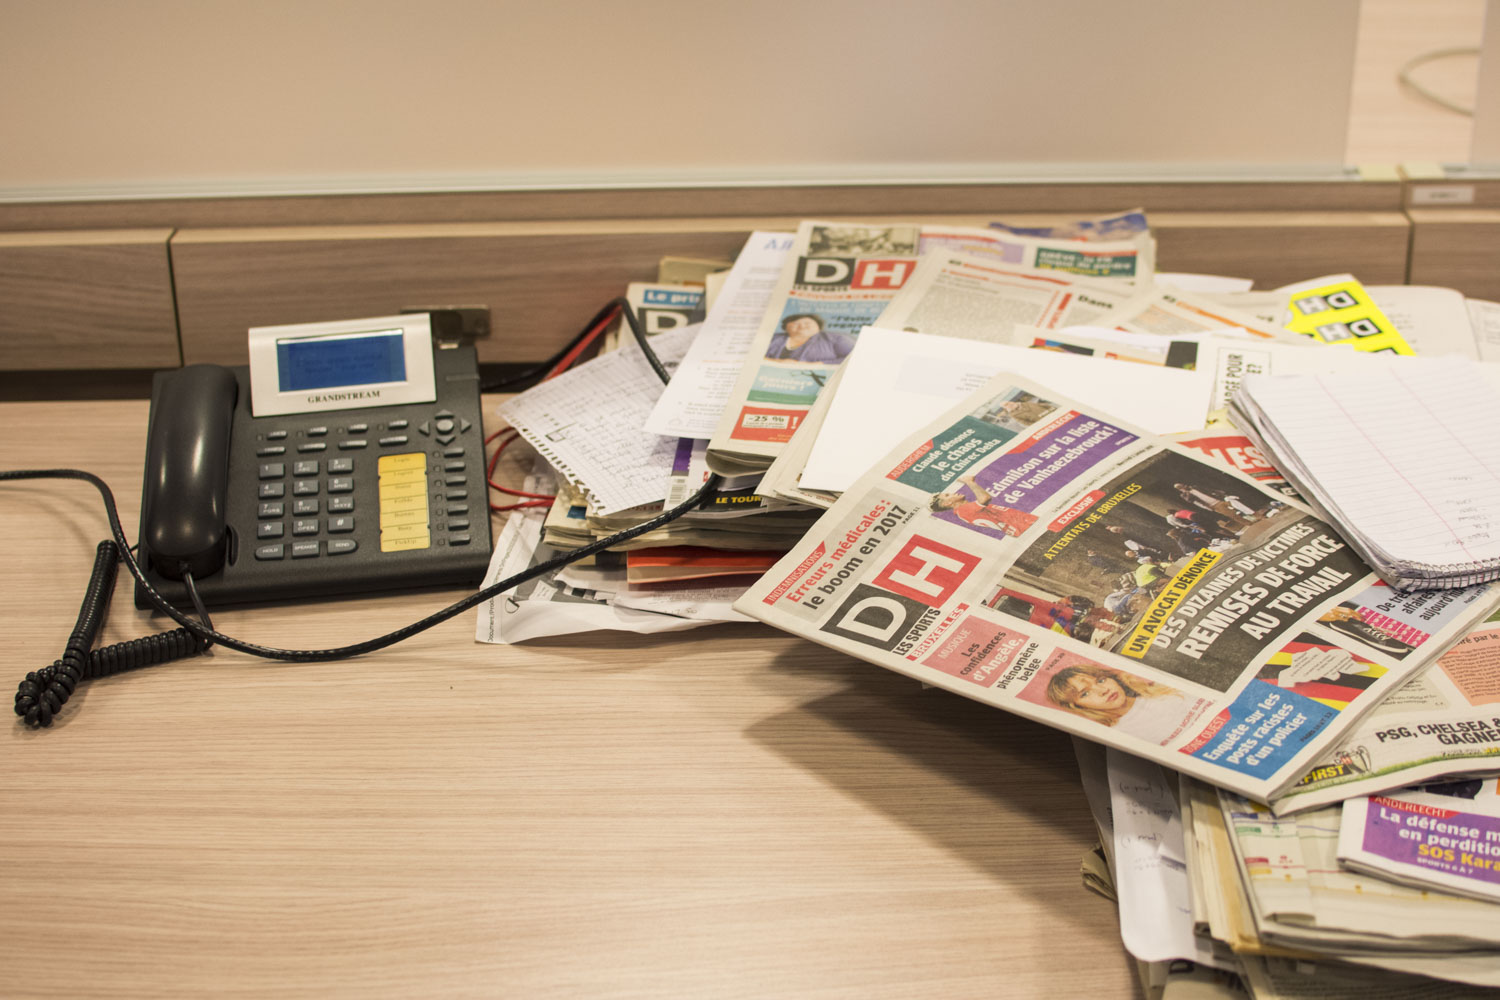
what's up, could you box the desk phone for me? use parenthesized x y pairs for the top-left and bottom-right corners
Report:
(136, 316), (493, 607)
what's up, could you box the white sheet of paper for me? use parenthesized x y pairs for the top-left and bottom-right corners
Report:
(799, 327), (1213, 493)
(645, 232), (794, 438)
(1107, 749), (1219, 966)
(1154, 272), (1255, 294)
(1470, 299), (1500, 364)
(1368, 284), (1480, 359)
(497, 322), (698, 515)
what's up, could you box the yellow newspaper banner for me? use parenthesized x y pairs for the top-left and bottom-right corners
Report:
(1120, 549), (1224, 659)
(1283, 277), (1415, 355)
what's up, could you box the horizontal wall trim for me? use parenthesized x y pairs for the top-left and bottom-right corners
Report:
(0, 162), (1366, 205)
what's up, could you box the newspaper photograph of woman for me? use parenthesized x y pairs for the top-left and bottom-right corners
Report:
(989, 448), (1368, 692)
(1017, 651), (1212, 746)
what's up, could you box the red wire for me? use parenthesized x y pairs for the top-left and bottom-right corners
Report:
(485, 302), (621, 511)
(544, 302), (620, 380)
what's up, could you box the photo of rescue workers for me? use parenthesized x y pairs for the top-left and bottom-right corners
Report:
(986, 448), (1370, 692)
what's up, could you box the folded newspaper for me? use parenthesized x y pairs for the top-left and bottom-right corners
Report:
(732, 373), (1499, 801)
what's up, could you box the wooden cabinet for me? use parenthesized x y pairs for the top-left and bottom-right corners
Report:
(0, 229), (178, 370)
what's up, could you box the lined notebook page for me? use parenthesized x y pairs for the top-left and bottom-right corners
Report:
(1242, 361), (1500, 572)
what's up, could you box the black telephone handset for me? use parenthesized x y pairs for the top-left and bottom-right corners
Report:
(135, 345), (492, 608)
(141, 365), (239, 582)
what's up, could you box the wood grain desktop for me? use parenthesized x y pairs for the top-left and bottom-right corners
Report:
(0, 397), (1136, 999)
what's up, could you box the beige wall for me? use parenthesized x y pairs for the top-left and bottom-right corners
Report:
(0, 0), (1360, 199)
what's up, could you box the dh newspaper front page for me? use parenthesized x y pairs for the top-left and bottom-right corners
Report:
(733, 373), (1498, 802)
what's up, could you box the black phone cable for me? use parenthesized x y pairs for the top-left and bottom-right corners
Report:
(14, 540), (213, 726)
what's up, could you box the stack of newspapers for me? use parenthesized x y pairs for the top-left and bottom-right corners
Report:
(1079, 742), (1500, 998)
(1231, 359), (1500, 590)
(485, 209), (1500, 995)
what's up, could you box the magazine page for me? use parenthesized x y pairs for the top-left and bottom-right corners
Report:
(1273, 605), (1500, 813)
(874, 251), (1149, 338)
(1115, 287), (1307, 344)
(733, 373), (1500, 801)
(917, 223), (1155, 279)
(989, 208), (1149, 241)
(706, 220), (921, 475)
(1338, 778), (1500, 904)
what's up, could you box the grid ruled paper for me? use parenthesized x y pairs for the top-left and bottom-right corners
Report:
(496, 323), (697, 516)
(1241, 361), (1500, 579)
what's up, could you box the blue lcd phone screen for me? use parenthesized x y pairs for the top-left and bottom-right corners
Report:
(276, 330), (407, 392)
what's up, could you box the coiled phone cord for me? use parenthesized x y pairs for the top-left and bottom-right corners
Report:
(10, 298), (719, 725)
(14, 540), (212, 727)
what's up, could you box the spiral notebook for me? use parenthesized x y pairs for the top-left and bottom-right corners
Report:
(1231, 358), (1500, 590)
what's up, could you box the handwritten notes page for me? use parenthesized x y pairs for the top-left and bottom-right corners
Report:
(1106, 749), (1224, 967)
(1239, 360), (1500, 586)
(497, 323), (698, 515)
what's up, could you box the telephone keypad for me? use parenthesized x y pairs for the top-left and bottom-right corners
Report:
(246, 407), (482, 567)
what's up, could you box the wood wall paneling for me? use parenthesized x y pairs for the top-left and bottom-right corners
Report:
(169, 211), (1416, 365)
(1152, 211), (1413, 286)
(0, 229), (179, 370)
(169, 221), (785, 365)
(1407, 208), (1500, 300)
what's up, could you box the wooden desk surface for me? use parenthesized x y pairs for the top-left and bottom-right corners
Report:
(0, 397), (1136, 999)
